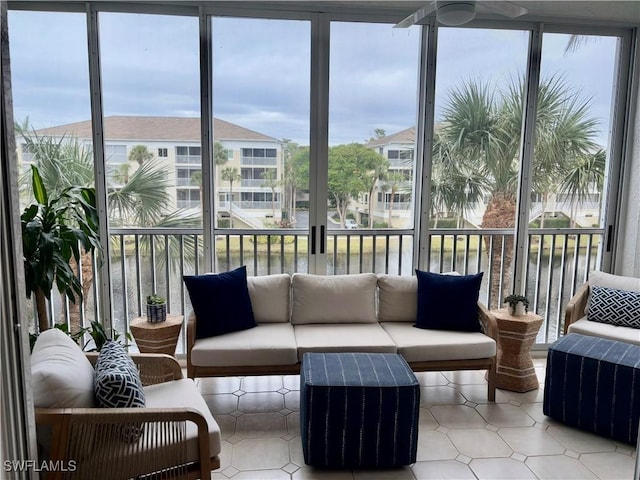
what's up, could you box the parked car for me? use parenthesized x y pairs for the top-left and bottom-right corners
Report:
(344, 219), (358, 229)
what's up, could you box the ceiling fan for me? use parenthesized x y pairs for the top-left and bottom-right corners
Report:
(394, 1), (528, 28)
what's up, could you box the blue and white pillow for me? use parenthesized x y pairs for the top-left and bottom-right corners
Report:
(587, 285), (640, 329)
(94, 341), (145, 441)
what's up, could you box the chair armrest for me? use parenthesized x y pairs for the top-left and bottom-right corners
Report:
(478, 302), (499, 342)
(85, 352), (183, 385)
(36, 406), (211, 480)
(187, 313), (196, 378)
(564, 283), (590, 335)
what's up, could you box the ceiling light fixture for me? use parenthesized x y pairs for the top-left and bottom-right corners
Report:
(436, 1), (477, 26)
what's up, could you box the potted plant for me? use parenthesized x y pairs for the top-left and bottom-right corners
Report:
(21, 166), (101, 334)
(146, 293), (167, 323)
(504, 294), (530, 316)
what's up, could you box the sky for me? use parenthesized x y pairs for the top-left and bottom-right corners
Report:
(8, 8), (618, 147)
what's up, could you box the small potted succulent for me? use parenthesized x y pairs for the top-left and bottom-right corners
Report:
(146, 293), (167, 323)
(504, 294), (530, 316)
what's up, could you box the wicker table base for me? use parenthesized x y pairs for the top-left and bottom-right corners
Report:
(130, 314), (184, 356)
(492, 308), (543, 392)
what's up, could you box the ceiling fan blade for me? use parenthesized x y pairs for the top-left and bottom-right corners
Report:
(393, 3), (437, 28)
(482, 1), (527, 18)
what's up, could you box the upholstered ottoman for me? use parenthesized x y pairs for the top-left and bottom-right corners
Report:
(544, 333), (640, 444)
(300, 352), (420, 468)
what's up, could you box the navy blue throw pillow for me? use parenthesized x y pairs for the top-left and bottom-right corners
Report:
(184, 266), (256, 339)
(415, 270), (483, 332)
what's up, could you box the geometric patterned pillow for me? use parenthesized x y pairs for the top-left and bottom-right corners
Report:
(587, 285), (640, 329)
(94, 341), (145, 441)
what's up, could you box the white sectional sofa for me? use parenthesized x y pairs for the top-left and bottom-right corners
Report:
(187, 272), (499, 401)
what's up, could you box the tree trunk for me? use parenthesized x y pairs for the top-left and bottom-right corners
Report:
(35, 287), (49, 333)
(229, 183), (234, 228)
(65, 252), (94, 334)
(481, 191), (517, 309)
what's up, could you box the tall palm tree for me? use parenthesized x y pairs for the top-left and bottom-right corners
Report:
(382, 171), (408, 228)
(560, 149), (606, 227)
(128, 144), (154, 165)
(260, 169), (279, 221)
(221, 167), (241, 228)
(365, 156), (389, 229)
(436, 76), (600, 306)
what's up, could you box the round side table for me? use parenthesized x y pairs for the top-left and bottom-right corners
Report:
(130, 314), (184, 356)
(492, 308), (543, 392)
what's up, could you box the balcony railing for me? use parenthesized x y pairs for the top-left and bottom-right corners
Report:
(241, 156), (278, 166)
(34, 227), (603, 355)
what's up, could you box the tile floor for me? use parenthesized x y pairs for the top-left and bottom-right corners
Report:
(196, 358), (637, 479)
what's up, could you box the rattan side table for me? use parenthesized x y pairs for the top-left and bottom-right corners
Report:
(492, 308), (543, 392)
(130, 314), (183, 356)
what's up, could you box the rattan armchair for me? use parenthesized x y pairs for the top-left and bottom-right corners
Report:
(35, 353), (220, 480)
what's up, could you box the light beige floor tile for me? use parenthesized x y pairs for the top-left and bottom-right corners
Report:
(198, 376), (242, 394)
(519, 401), (558, 424)
(353, 467), (415, 479)
(414, 371), (449, 386)
(285, 390), (300, 410)
(217, 440), (233, 470)
(232, 469), (292, 479)
(213, 414), (237, 440)
(579, 451), (636, 480)
(232, 438), (290, 470)
(447, 428), (512, 458)
(416, 430), (459, 461)
(498, 426), (565, 456)
(289, 437), (306, 466)
(283, 375), (301, 391)
(292, 467), (353, 479)
(287, 411), (300, 435)
(238, 392), (285, 412)
(430, 405), (487, 429)
(546, 424), (617, 453)
(421, 386), (466, 406)
(236, 412), (287, 438)
(204, 394), (239, 414)
(475, 403), (535, 427)
(442, 370), (488, 385)
(457, 384), (509, 404)
(412, 460), (476, 479)
(525, 455), (598, 479)
(419, 407), (438, 431)
(241, 375), (285, 392)
(501, 387), (544, 403)
(469, 457), (537, 479)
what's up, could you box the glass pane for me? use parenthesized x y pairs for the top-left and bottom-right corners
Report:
(327, 21), (420, 275)
(212, 17), (310, 275)
(432, 27), (528, 307)
(99, 12), (200, 346)
(9, 11), (94, 331)
(529, 33), (618, 342)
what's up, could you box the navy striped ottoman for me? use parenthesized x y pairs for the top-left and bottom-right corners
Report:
(300, 352), (420, 468)
(543, 333), (640, 444)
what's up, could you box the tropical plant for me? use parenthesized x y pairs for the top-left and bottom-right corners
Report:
(128, 144), (154, 165)
(29, 320), (131, 353)
(503, 294), (530, 315)
(260, 169), (279, 220)
(221, 167), (241, 228)
(146, 293), (166, 305)
(365, 155), (389, 229)
(21, 165), (102, 333)
(281, 141), (309, 225)
(381, 170), (409, 227)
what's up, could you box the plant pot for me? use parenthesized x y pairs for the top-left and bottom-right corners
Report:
(512, 302), (527, 316)
(146, 303), (167, 323)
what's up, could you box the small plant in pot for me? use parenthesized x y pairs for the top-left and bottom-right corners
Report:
(504, 294), (530, 316)
(146, 293), (167, 323)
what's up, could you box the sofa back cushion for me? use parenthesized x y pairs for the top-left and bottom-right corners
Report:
(377, 274), (417, 322)
(291, 273), (377, 324)
(31, 328), (95, 408)
(248, 274), (291, 323)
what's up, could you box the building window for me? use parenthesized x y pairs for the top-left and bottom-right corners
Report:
(158, 148), (168, 157)
(176, 146), (201, 164)
(387, 150), (414, 167)
(241, 148), (277, 166)
(226, 149), (234, 160)
(177, 189), (200, 209)
(105, 144), (127, 165)
(176, 166), (201, 187)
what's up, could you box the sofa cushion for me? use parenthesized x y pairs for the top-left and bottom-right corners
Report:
(31, 328), (95, 408)
(415, 270), (483, 332)
(191, 323), (298, 367)
(294, 324), (397, 360)
(377, 274), (417, 322)
(184, 266), (256, 339)
(380, 322), (496, 362)
(291, 273), (378, 325)
(247, 274), (291, 323)
(587, 285), (640, 328)
(94, 341), (146, 409)
(567, 317), (640, 346)
(586, 271), (640, 315)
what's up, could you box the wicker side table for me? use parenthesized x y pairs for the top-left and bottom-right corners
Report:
(130, 314), (184, 356)
(492, 308), (543, 392)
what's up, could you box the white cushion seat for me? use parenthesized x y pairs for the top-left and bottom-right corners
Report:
(294, 323), (397, 361)
(190, 323), (298, 367)
(380, 322), (496, 362)
(568, 317), (640, 345)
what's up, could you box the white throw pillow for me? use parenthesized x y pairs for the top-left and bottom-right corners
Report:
(31, 328), (95, 408)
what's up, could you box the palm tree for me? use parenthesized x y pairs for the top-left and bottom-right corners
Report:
(221, 167), (241, 228)
(260, 169), (279, 221)
(382, 171), (408, 228)
(365, 156), (389, 229)
(128, 144), (154, 165)
(436, 76), (600, 307)
(560, 149), (606, 227)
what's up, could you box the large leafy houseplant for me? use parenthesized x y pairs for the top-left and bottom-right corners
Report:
(21, 165), (102, 333)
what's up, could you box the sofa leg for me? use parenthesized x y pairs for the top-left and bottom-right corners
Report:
(487, 361), (497, 402)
